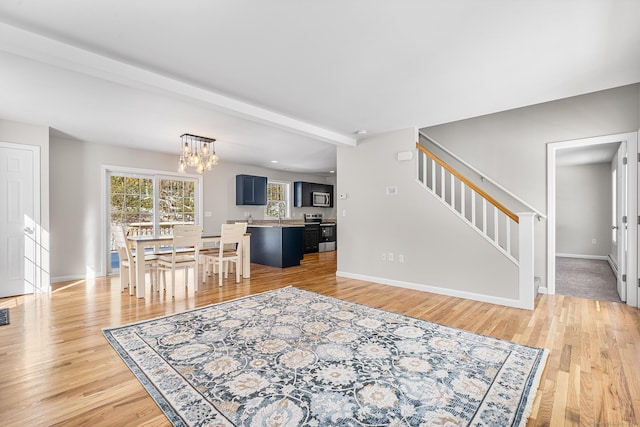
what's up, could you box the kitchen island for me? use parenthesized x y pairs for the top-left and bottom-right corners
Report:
(247, 225), (304, 268)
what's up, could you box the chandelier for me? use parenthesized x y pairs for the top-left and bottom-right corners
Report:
(178, 133), (219, 174)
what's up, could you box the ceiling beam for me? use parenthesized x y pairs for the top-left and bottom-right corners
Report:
(0, 23), (357, 147)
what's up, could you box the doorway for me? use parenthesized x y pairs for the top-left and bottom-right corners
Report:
(547, 132), (638, 308)
(0, 142), (43, 297)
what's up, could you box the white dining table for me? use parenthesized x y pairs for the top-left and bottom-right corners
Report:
(127, 233), (251, 298)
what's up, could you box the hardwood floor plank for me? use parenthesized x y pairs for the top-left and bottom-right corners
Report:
(0, 251), (639, 426)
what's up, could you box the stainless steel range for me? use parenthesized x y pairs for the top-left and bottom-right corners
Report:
(304, 213), (336, 252)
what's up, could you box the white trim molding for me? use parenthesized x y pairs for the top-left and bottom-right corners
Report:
(556, 253), (609, 261)
(547, 131), (638, 307)
(336, 271), (533, 310)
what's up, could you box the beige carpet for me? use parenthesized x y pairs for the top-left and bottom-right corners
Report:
(555, 257), (621, 303)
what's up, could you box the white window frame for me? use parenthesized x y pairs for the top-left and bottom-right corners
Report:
(265, 180), (291, 219)
(102, 165), (203, 274)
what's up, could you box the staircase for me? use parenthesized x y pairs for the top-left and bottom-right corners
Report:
(415, 137), (539, 310)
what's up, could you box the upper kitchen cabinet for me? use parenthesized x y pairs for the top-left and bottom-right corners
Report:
(236, 174), (267, 205)
(294, 181), (334, 208)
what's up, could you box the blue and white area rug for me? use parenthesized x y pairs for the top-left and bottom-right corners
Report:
(103, 287), (548, 426)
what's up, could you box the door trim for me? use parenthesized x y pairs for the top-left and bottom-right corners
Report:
(547, 132), (637, 305)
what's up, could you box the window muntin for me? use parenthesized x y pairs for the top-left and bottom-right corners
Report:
(265, 181), (290, 219)
(110, 175), (155, 236)
(159, 179), (196, 235)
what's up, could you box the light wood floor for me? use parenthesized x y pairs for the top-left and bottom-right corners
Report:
(1, 251), (639, 426)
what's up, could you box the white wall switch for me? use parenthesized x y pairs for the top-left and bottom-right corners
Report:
(388, 252), (394, 262)
(204, 211), (212, 217)
(398, 254), (405, 263)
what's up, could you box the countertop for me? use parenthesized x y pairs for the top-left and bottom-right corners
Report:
(229, 219), (336, 226)
(247, 224), (305, 228)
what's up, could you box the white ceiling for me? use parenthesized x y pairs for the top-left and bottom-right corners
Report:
(1, 1), (639, 175)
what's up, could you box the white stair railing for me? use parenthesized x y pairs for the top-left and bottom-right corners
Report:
(419, 131), (546, 220)
(416, 143), (535, 309)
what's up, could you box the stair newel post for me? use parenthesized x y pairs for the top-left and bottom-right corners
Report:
(517, 212), (536, 310)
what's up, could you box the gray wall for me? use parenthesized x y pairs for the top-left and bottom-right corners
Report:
(556, 163), (612, 257)
(337, 128), (519, 303)
(50, 136), (335, 281)
(422, 84), (640, 287)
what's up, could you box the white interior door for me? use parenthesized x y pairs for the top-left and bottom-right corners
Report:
(0, 144), (36, 297)
(615, 141), (628, 302)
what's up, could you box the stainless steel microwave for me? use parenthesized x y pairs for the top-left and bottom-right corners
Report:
(312, 191), (331, 207)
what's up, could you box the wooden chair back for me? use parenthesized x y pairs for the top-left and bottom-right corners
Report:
(111, 225), (132, 262)
(220, 223), (245, 253)
(171, 224), (203, 255)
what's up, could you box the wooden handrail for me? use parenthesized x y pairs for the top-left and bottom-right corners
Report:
(416, 143), (519, 224)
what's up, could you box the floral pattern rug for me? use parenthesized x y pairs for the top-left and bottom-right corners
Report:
(103, 287), (548, 426)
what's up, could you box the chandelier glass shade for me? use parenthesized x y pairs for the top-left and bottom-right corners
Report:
(178, 133), (219, 174)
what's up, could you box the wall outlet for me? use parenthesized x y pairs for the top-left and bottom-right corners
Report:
(388, 252), (394, 262)
(381, 253), (386, 261)
(398, 254), (405, 263)
(592, 239), (597, 245)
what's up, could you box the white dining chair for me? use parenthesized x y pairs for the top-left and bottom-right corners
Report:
(202, 222), (247, 279)
(111, 225), (158, 295)
(202, 222), (246, 286)
(156, 224), (202, 297)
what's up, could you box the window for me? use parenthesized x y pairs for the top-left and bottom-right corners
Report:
(265, 181), (290, 219)
(159, 178), (196, 236)
(107, 167), (202, 271)
(110, 175), (154, 236)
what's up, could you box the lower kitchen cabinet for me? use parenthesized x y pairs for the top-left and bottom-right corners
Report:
(304, 224), (320, 253)
(248, 226), (304, 268)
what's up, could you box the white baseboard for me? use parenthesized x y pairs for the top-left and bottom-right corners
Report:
(51, 268), (106, 284)
(336, 271), (531, 310)
(556, 253), (608, 261)
(51, 274), (87, 283)
(607, 254), (618, 276)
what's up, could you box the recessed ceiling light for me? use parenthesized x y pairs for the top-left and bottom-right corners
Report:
(271, 160), (279, 163)
(355, 129), (367, 136)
